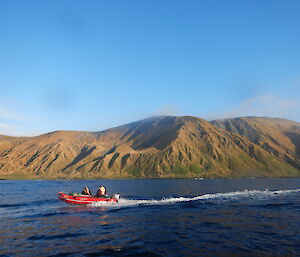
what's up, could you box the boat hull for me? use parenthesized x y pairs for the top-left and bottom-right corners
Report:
(58, 192), (118, 205)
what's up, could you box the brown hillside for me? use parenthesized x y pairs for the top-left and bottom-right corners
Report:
(0, 116), (300, 179)
(211, 117), (300, 169)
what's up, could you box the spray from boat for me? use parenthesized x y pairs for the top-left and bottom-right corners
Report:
(90, 188), (300, 207)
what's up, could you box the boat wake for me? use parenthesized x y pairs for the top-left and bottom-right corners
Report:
(89, 188), (300, 208)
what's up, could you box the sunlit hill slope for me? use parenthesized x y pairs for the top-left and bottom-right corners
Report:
(0, 116), (300, 179)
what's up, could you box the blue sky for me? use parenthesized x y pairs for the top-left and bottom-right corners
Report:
(0, 0), (300, 136)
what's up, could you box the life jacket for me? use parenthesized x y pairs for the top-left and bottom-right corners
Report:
(100, 186), (106, 195)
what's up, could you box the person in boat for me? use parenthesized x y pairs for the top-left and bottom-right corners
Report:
(81, 186), (92, 196)
(95, 185), (107, 197)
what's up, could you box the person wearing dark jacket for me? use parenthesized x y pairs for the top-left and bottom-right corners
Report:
(81, 186), (92, 196)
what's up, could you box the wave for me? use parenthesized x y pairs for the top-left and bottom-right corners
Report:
(90, 188), (300, 208)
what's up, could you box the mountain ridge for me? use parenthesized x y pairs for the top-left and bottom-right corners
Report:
(0, 115), (300, 179)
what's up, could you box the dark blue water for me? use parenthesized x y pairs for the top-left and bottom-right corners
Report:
(0, 178), (300, 257)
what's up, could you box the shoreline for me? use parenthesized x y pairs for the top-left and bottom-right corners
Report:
(1, 175), (300, 181)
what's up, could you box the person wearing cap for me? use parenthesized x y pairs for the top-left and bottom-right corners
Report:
(81, 186), (92, 196)
(95, 185), (106, 197)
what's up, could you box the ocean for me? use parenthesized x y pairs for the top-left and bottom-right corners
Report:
(0, 178), (299, 257)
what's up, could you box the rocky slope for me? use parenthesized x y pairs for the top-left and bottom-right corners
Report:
(0, 116), (300, 179)
(211, 117), (300, 170)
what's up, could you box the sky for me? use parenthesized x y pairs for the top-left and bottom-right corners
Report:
(0, 0), (300, 136)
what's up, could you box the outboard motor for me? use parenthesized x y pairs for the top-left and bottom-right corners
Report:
(112, 193), (120, 201)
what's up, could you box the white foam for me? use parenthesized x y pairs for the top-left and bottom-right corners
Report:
(89, 188), (300, 208)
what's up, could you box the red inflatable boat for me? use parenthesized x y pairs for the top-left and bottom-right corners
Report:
(58, 192), (119, 205)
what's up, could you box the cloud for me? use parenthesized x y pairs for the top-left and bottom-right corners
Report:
(0, 105), (26, 136)
(0, 100), (37, 136)
(153, 104), (180, 116)
(0, 97), (30, 122)
(0, 106), (24, 121)
(0, 122), (43, 137)
(206, 94), (300, 122)
(0, 123), (20, 136)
